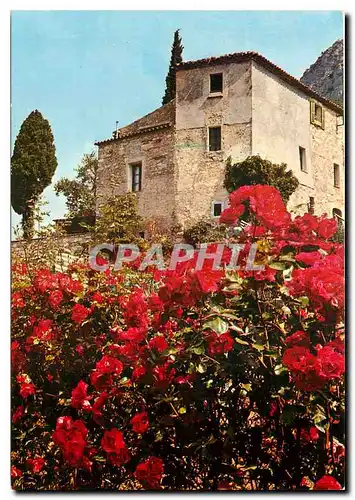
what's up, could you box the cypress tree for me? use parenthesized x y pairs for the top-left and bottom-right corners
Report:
(162, 30), (183, 105)
(11, 110), (58, 239)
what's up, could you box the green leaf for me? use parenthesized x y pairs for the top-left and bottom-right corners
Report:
(274, 364), (288, 375)
(189, 346), (205, 355)
(252, 343), (265, 352)
(203, 317), (229, 335)
(234, 337), (249, 346)
(298, 296), (310, 307)
(269, 261), (287, 270)
(196, 363), (206, 373)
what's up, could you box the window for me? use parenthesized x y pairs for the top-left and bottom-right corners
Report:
(131, 163), (142, 192)
(308, 196), (315, 215)
(310, 100), (325, 128)
(334, 163), (340, 188)
(332, 208), (343, 230)
(210, 73), (223, 93)
(333, 208), (342, 219)
(212, 201), (223, 217)
(299, 146), (307, 172)
(209, 127), (221, 151)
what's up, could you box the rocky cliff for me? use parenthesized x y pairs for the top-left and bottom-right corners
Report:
(300, 39), (343, 105)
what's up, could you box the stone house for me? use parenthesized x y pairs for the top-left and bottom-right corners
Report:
(95, 51), (344, 232)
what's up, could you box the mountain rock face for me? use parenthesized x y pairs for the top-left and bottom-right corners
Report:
(300, 39), (343, 105)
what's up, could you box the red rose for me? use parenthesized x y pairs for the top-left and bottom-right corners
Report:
(76, 345), (85, 356)
(148, 336), (168, 353)
(26, 457), (45, 474)
(12, 405), (24, 423)
(101, 428), (130, 466)
(206, 331), (234, 356)
(101, 428), (125, 454)
(317, 346), (344, 380)
(285, 331), (310, 348)
(282, 346), (315, 372)
(300, 426), (319, 443)
(48, 290), (63, 310)
(52, 417), (89, 469)
(20, 382), (36, 399)
(11, 465), (23, 478)
(130, 411), (149, 434)
(219, 205), (245, 225)
(134, 456), (164, 489)
(314, 475), (342, 490)
(95, 355), (123, 375)
(132, 365), (146, 382)
(71, 304), (90, 324)
(71, 380), (91, 410)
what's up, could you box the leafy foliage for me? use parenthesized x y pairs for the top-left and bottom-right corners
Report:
(224, 155), (299, 204)
(183, 217), (228, 246)
(11, 110), (58, 239)
(88, 193), (144, 248)
(54, 152), (98, 219)
(162, 30), (183, 105)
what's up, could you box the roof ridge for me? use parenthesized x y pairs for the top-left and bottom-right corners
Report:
(118, 98), (176, 133)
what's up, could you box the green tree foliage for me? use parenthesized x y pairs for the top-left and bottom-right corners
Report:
(183, 218), (228, 247)
(89, 193), (144, 248)
(11, 110), (58, 239)
(224, 155), (299, 203)
(162, 30), (183, 105)
(54, 151), (98, 218)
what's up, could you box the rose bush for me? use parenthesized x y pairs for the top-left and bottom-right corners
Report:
(11, 185), (345, 491)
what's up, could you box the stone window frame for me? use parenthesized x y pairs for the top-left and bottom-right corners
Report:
(211, 200), (227, 218)
(310, 99), (325, 129)
(128, 159), (143, 193)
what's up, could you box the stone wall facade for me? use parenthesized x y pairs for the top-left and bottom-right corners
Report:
(174, 61), (252, 227)
(96, 53), (344, 232)
(97, 128), (176, 227)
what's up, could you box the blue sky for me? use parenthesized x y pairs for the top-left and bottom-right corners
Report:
(11, 10), (343, 229)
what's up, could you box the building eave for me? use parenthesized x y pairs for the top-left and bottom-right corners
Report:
(176, 51), (343, 115)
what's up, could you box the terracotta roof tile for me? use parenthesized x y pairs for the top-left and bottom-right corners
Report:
(95, 99), (175, 145)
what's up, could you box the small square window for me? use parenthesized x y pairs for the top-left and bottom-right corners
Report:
(308, 196), (315, 214)
(299, 146), (307, 172)
(212, 202), (223, 217)
(209, 127), (221, 151)
(334, 163), (340, 188)
(210, 73), (223, 93)
(131, 163), (142, 192)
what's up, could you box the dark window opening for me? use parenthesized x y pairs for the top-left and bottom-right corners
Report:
(333, 208), (343, 230)
(334, 163), (340, 188)
(308, 196), (315, 215)
(213, 202), (222, 217)
(209, 127), (221, 151)
(131, 163), (142, 192)
(299, 146), (307, 172)
(210, 73), (223, 93)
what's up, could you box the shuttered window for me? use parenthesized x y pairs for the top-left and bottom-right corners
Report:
(131, 163), (142, 192)
(209, 127), (221, 151)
